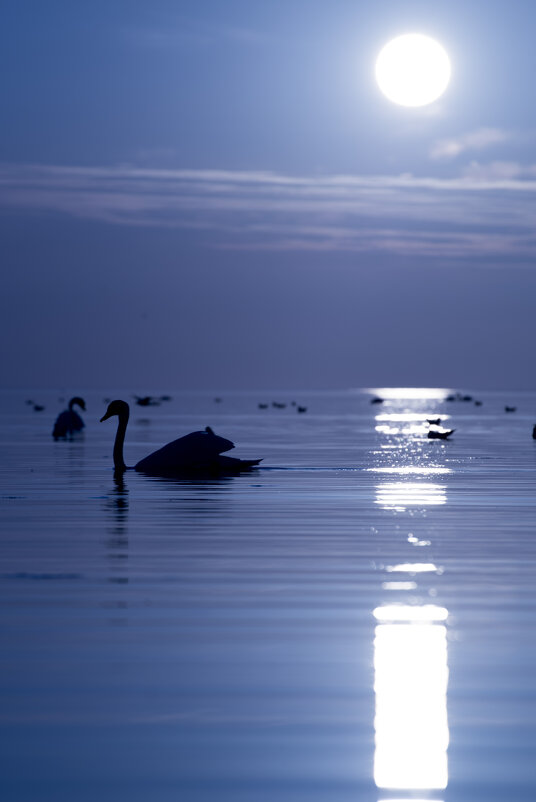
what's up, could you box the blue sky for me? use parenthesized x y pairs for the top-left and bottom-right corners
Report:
(3, 0), (536, 389)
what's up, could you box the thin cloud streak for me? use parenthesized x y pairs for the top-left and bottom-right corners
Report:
(2, 163), (536, 261)
(429, 127), (512, 160)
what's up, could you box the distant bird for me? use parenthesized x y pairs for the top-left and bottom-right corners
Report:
(101, 400), (261, 476)
(474, 400), (483, 406)
(52, 397), (86, 438)
(461, 395), (473, 402)
(428, 428), (455, 439)
(272, 402), (286, 409)
(532, 425), (536, 440)
(258, 403), (268, 409)
(134, 396), (160, 407)
(33, 404), (45, 412)
(160, 395), (172, 402)
(446, 394), (456, 402)
(505, 406), (517, 413)
(370, 397), (384, 404)
(297, 406), (307, 413)
(426, 418), (441, 425)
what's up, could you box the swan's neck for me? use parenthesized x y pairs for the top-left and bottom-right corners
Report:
(113, 410), (129, 473)
(68, 399), (75, 411)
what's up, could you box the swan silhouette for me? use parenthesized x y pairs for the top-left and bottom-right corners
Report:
(100, 400), (262, 476)
(53, 397), (86, 439)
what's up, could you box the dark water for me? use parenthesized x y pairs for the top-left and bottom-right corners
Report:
(1, 388), (536, 801)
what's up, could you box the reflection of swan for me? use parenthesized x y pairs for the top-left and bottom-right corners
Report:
(100, 400), (262, 476)
(53, 397), (86, 439)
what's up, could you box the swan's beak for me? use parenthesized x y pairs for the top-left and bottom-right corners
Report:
(100, 411), (111, 422)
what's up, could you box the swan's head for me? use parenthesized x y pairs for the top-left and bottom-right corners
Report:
(70, 396), (86, 411)
(100, 399), (130, 422)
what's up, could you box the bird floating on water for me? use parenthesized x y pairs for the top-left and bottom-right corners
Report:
(134, 395), (160, 407)
(428, 428), (454, 439)
(505, 406), (517, 413)
(53, 397), (86, 439)
(100, 400), (261, 476)
(426, 418), (441, 425)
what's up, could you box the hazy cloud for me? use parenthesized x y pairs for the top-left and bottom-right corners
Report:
(461, 160), (536, 181)
(429, 128), (511, 160)
(2, 162), (536, 261)
(125, 21), (271, 49)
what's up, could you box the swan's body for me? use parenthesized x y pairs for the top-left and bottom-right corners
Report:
(100, 400), (261, 476)
(53, 397), (86, 439)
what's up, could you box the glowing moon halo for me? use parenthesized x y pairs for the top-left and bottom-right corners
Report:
(375, 34), (451, 107)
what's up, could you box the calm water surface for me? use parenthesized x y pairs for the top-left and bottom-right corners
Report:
(1, 388), (536, 801)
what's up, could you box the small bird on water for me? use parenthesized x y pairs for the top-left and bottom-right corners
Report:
(428, 428), (455, 440)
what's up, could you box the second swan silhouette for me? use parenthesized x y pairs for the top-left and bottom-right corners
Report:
(100, 400), (262, 476)
(53, 396), (86, 439)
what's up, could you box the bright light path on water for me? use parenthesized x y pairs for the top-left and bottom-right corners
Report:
(375, 482), (447, 510)
(369, 388), (450, 401)
(374, 605), (449, 791)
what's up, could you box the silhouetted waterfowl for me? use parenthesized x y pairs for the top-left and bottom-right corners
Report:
(272, 402), (286, 409)
(474, 400), (483, 406)
(461, 395), (473, 402)
(134, 395), (160, 407)
(160, 395), (172, 402)
(428, 428), (454, 439)
(258, 403), (268, 409)
(33, 404), (45, 412)
(532, 425), (536, 440)
(371, 397), (384, 404)
(505, 406), (517, 413)
(297, 406), (307, 413)
(426, 418), (441, 425)
(100, 400), (261, 476)
(446, 394), (456, 402)
(52, 397), (86, 439)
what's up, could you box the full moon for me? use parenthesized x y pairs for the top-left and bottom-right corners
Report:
(375, 34), (451, 107)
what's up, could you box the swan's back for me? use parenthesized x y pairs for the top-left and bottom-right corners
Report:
(135, 428), (234, 474)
